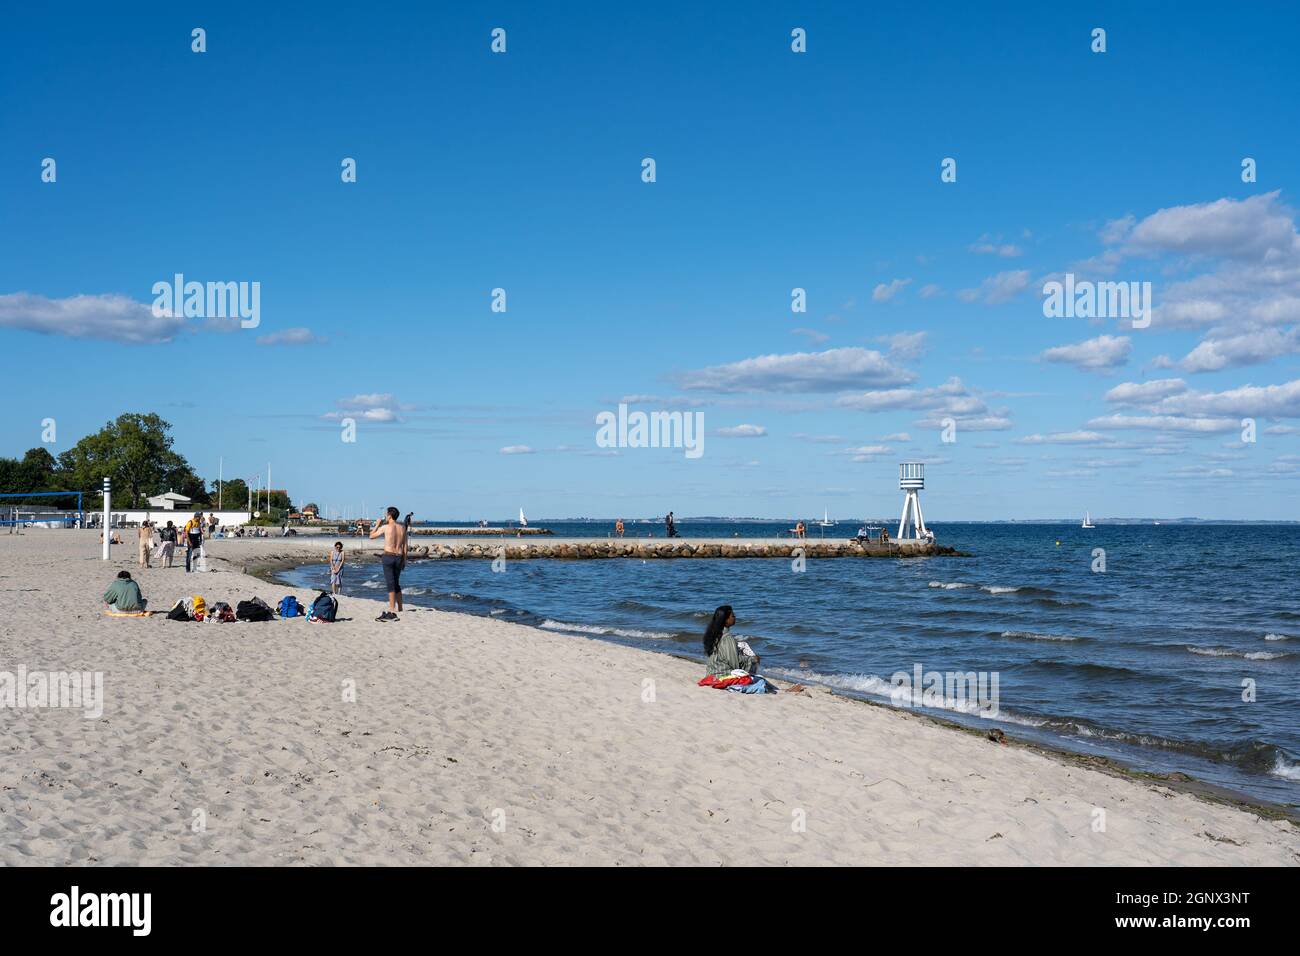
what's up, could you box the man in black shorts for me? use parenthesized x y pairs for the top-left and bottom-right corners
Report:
(367, 506), (408, 621)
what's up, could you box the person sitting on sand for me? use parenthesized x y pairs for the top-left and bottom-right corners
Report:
(103, 570), (147, 612)
(615, 518), (625, 538)
(703, 604), (758, 677)
(794, 520), (806, 540)
(329, 541), (345, 595)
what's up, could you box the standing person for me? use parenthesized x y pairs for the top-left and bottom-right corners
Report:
(329, 541), (345, 595)
(183, 511), (205, 572)
(665, 511), (678, 538)
(137, 520), (153, 569)
(160, 520), (178, 567)
(368, 506), (408, 621)
(615, 518), (625, 538)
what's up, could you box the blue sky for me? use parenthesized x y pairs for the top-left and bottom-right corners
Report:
(2, 1), (1299, 520)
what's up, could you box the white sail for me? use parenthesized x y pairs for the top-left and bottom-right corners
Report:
(519, 507), (527, 527)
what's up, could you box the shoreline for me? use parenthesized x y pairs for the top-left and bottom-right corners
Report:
(4, 530), (1297, 865)
(248, 544), (1300, 825)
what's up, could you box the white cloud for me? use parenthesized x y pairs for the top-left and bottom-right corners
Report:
(969, 239), (1023, 258)
(1176, 327), (1300, 372)
(790, 327), (830, 344)
(1151, 378), (1300, 419)
(918, 283), (943, 299)
(499, 445), (535, 455)
(1016, 430), (1114, 445)
(881, 432), (911, 442)
(257, 327), (326, 346)
(873, 278), (913, 302)
(1040, 334), (1131, 370)
(0, 292), (186, 344)
(1085, 414), (1239, 433)
(715, 424), (767, 437)
(957, 270), (1031, 305)
(878, 330), (928, 361)
(676, 347), (915, 393)
(1104, 379), (1188, 404)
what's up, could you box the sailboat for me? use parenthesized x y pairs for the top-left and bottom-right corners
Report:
(1081, 511), (1095, 529)
(817, 508), (835, 527)
(519, 507), (528, 528)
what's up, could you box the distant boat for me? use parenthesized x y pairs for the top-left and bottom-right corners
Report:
(519, 507), (528, 527)
(1082, 511), (1095, 529)
(818, 508), (835, 528)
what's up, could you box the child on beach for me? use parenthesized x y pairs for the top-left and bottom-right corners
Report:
(329, 541), (345, 594)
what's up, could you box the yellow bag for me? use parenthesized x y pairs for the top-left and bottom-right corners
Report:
(190, 595), (206, 621)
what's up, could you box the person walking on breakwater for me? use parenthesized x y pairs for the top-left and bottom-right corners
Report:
(703, 605), (758, 677)
(369, 507), (408, 622)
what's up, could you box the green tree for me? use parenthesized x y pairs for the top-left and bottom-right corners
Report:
(57, 413), (203, 508)
(211, 478), (250, 511)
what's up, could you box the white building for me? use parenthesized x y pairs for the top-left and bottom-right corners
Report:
(145, 491), (192, 511)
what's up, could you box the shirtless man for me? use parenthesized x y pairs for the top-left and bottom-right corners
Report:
(368, 506), (408, 621)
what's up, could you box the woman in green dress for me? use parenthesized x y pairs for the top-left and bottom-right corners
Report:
(703, 604), (758, 677)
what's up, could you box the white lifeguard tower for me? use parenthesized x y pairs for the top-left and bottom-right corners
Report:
(897, 462), (930, 541)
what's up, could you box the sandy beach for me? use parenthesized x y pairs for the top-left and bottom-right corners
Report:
(2, 530), (1297, 866)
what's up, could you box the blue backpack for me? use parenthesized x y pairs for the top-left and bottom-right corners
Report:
(278, 595), (302, 618)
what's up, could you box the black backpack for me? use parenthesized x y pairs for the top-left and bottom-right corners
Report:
(166, 599), (191, 622)
(235, 597), (275, 622)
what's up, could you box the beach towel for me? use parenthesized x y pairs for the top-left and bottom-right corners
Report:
(699, 671), (777, 694)
(103, 609), (151, 617)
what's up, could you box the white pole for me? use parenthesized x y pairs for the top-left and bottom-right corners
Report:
(267, 464), (272, 516)
(102, 477), (111, 560)
(218, 456), (223, 510)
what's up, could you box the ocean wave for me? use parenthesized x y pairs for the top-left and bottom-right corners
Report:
(1271, 755), (1300, 782)
(998, 630), (1084, 642)
(1264, 633), (1291, 641)
(539, 619), (677, 641)
(982, 585), (1021, 594)
(766, 667), (1043, 727)
(1188, 646), (1292, 660)
(928, 581), (974, 590)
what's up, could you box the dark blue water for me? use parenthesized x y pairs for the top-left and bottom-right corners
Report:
(279, 521), (1300, 806)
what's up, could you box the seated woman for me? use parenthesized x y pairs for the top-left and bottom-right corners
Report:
(702, 604), (758, 677)
(103, 570), (147, 612)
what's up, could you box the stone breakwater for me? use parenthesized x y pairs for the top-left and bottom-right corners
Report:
(397, 538), (962, 560)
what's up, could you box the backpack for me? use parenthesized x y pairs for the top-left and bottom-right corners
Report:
(235, 597), (275, 622)
(278, 595), (302, 618)
(307, 591), (338, 623)
(189, 595), (206, 622)
(210, 601), (236, 623)
(166, 599), (191, 622)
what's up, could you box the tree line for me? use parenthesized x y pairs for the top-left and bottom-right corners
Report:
(0, 413), (290, 513)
